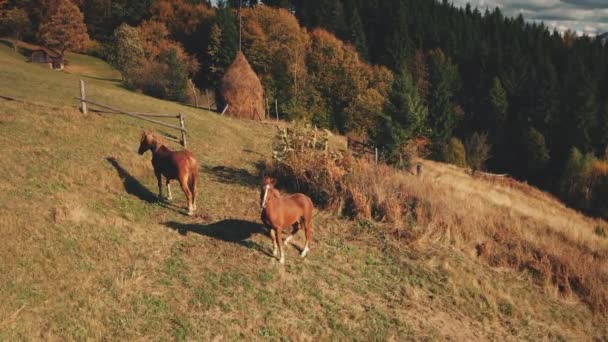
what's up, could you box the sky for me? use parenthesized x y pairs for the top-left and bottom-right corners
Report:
(449, 0), (608, 36)
(210, 0), (608, 37)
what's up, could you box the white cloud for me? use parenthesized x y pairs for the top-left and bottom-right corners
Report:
(450, 0), (608, 36)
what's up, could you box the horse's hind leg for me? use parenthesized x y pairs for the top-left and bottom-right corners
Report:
(285, 221), (300, 246)
(179, 175), (194, 216)
(189, 173), (197, 211)
(166, 179), (173, 201)
(301, 217), (311, 258)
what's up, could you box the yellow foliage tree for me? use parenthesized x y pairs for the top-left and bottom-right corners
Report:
(308, 29), (392, 133)
(241, 6), (309, 102)
(37, 0), (89, 57)
(137, 20), (199, 75)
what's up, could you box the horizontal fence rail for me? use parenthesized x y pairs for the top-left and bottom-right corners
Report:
(77, 80), (188, 148)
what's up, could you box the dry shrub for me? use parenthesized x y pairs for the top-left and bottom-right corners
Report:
(477, 226), (608, 313)
(265, 125), (608, 313)
(220, 51), (264, 120)
(265, 126), (429, 231)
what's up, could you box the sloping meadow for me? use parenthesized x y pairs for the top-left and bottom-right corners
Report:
(264, 126), (608, 313)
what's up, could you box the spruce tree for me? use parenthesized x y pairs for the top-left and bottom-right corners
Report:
(427, 49), (461, 150)
(207, 0), (238, 87)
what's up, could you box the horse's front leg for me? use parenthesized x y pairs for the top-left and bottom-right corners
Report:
(275, 226), (285, 264)
(269, 228), (278, 257)
(156, 171), (163, 200)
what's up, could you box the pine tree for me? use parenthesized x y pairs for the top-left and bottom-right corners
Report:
(522, 127), (550, 180)
(409, 50), (430, 101)
(427, 49), (461, 149)
(207, 0), (238, 87)
(37, 0), (89, 57)
(207, 23), (223, 84)
(0, 7), (31, 42)
(348, 7), (367, 60)
(385, 65), (428, 137)
(488, 77), (508, 126)
(162, 48), (189, 102)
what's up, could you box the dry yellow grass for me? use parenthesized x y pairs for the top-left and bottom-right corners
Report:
(1, 43), (608, 340)
(268, 131), (608, 314)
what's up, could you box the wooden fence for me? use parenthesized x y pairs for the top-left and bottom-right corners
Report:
(77, 80), (188, 148)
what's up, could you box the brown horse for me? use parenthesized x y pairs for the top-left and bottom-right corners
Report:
(138, 131), (199, 216)
(260, 176), (313, 264)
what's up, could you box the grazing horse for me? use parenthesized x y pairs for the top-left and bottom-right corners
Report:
(260, 176), (313, 264)
(138, 131), (199, 216)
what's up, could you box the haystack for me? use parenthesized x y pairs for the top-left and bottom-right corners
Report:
(220, 51), (264, 120)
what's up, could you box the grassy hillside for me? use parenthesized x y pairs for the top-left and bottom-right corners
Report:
(0, 44), (607, 340)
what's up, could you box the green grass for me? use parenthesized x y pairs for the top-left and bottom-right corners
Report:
(0, 43), (607, 340)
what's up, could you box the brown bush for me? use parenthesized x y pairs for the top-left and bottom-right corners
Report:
(477, 226), (608, 313)
(265, 126), (608, 313)
(220, 51), (264, 120)
(265, 126), (428, 230)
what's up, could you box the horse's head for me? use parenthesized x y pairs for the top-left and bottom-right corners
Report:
(260, 176), (277, 209)
(138, 131), (156, 155)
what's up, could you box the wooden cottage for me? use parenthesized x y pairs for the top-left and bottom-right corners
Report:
(30, 48), (64, 70)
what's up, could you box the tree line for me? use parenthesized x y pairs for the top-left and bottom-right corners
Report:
(1, 0), (608, 217)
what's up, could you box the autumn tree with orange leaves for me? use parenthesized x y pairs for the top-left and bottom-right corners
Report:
(37, 0), (89, 57)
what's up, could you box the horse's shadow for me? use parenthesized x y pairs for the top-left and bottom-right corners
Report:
(201, 164), (260, 188)
(106, 157), (184, 214)
(164, 219), (271, 255)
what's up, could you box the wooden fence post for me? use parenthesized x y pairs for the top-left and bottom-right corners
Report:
(79, 79), (87, 114)
(206, 89), (210, 110)
(375, 147), (378, 165)
(221, 104), (230, 116)
(188, 81), (198, 108)
(179, 113), (187, 148)
(275, 99), (278, 122)
(416, 163), (424, 180)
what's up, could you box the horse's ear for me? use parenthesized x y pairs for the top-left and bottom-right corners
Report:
(270, 178), (277, 186)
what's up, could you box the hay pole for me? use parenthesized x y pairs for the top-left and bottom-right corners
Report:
(79, 79), (87, 114)
(221, 104), (229, 116)
(76, 98), (187, 132)
(179, 113), (187, 148)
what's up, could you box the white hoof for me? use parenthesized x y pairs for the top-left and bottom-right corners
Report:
(279, 257), (285, 264)
(272, 248), (278, 256)
(300, 246), (309, 258)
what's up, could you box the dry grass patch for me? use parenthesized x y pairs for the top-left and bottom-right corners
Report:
(2, 47), (608, 340)
(265, 127), (608, 314)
